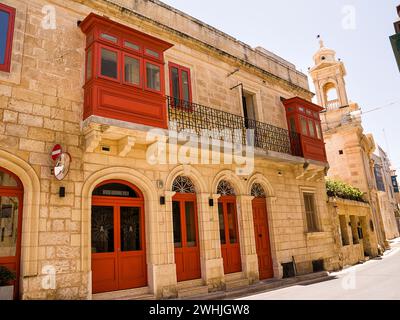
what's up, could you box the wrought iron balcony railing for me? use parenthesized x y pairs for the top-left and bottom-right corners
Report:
(167, 96), (303, 157)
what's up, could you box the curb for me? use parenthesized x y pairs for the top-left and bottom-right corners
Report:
(183, 271), (333, 300)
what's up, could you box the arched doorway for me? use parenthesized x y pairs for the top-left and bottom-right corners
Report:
(217, 180), (241, 274)
(0, 167), (23, 299)
(91, 180), (146, 294)
(172, 176), (201, 282)
(251, 183), (273, 280)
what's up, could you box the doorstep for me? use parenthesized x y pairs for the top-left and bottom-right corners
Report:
(176, 279), (209, 299)
(92, 286), (156, 300)
(182, 271), (333, 300)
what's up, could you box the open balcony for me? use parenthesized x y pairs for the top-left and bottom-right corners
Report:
(167, 96), (303, 158)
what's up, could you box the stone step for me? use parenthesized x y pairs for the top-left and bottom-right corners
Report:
(121, 294), (156, 300)
(224, 272), (245, 282)
(225, 278), (250, 291)
(178, 285), (209, 298)
(92, 286), (152, 300)
(177, 279), (204, 290)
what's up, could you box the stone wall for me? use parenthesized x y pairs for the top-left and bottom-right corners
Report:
(327, 197), (379, 268)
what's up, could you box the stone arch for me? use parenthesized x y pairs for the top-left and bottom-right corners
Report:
(165, 165), (208, 194)
(0, 149), (40, 278)
(211, 170), (245, 196)
(246, 173), (275, 198)
(81, 167), (159, 295)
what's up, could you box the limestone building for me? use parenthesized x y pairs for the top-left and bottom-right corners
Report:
(309, 40), (394, 250)
(372, 147), (400, 240)
(0, 0), (342, 300)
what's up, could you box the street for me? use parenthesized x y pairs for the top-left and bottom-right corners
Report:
(239, 240), (400, 300)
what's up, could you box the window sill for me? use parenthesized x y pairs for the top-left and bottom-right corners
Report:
(305, 231), (330, 240)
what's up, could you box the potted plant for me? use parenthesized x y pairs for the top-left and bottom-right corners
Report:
(0, 266), (16, 300)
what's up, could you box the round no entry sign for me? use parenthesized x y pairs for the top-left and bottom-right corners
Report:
(51, 144), (62, 161)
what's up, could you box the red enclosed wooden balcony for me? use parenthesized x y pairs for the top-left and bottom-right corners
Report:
(282, 97), (327, 163)
(80, 13), (173, 129)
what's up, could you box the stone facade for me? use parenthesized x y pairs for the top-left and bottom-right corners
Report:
(309, 41), (396, 251)
(0, 0), (341, 300)
(328, 198), (379, 268)
(372, 151), (400, 240)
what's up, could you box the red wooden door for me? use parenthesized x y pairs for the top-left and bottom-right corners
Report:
(172, 193), (201, 282)
(0, 167), (23, 299)
(218, 196), (242, 274)
(252, 198), (273, 280)
(91, 181), (146, 294)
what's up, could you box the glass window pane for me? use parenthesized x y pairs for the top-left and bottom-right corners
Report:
(300, 118), (308, 135)
(86, 47), (92, 81)
(0, 10), (10, 65)
(308, 119), (315, 137)
(91, 206), (114, 253)
(120, 207), (141, 251)
(316, 123), (322, 140)
(101, 48), (118, 79)
(289, 117), (296, 132)
(145, 48), (159, 59)
(171, 67), (180, 101)
(218, 203), (226, 245)
(124, 56), (140, 85)
(92, 183), (137, 198)
(124, 41), (140, 51)
(146, 63), (160, 91)
(185, 202), (196, 247)
(172, 201), (182, 248)
(0, 196), (19, 257)
(181, 70), (190, 102)
(304, 194), (317, 232)
(100, 33), (117, 43)
(0, 171), (18, 187)
(227, 203), (238, 244)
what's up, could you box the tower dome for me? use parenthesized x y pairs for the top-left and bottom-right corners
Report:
(313, 39), (337, 65)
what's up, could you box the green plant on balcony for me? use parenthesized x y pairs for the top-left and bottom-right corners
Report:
(0, 266), (16, 286)
(326, 179), (367, 203)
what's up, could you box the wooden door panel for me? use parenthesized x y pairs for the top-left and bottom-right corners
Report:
(118, 254), (147, 289)
(228, 245), (242, 273)
(252, 199), (273, 280)
(174, 250), (184, 282)
(92, 255), (118, 293)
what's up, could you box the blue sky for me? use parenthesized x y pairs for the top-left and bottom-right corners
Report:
(162, 0), (400, 170)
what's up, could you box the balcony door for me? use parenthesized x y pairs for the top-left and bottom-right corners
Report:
(242, 91), (256, 129)
(172, 176), (201, 282)
(91, 181), (147, 294)
(217, 181), (242, 274)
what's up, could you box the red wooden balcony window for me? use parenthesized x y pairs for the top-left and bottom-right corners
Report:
(169, 62), (192, 107)
(283, 97), (327, 163)
(0, 3), (15, 73)
(80, 13), (173, 129)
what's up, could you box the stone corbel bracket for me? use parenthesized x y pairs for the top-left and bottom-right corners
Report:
(84, 126), (102, 153)
(118, 136), (136, 157)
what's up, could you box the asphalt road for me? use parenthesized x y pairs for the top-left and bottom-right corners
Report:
(239, 240), (400, 300)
